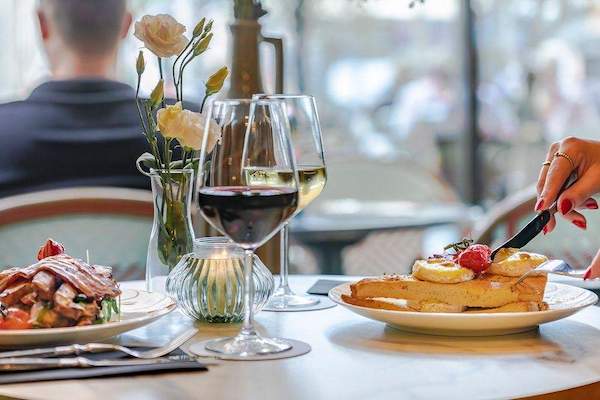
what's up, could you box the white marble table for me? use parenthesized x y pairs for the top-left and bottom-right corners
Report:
(1, 275), (600, 400)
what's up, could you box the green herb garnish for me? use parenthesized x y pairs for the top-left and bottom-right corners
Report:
(443, 238), (474, 254)
(74, 294), (91, 303)
(97, 298), (120, 324)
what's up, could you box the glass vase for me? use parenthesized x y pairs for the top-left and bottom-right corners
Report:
(166, 237), (274, 323)
(146, 169), (195, 293)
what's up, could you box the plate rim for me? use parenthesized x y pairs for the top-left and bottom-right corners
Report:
(328, 281), (598, 318)
(0, 289), (176, 336)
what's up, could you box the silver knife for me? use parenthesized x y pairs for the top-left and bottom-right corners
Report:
(0, 355), (202, 371)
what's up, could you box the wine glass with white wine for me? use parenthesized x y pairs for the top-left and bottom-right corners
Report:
(247, 94), (327, 311)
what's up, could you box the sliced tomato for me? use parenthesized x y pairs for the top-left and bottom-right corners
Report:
(0, 308), (32, 329)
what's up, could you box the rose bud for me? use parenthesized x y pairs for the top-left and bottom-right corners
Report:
(37, 239), (65, 260)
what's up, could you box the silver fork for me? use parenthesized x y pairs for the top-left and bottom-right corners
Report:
(512, 259), (584, 287)
(0, 327), (199, 359)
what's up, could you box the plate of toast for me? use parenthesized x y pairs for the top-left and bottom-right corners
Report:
(330, 241), (598, 336)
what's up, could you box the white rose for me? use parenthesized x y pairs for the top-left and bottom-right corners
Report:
(157, 102), (221, 151)
(134, 14), (188, 58)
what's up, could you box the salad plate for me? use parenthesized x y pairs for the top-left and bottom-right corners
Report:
(0, 239), (177, 346)
(0, 288), (175, 346)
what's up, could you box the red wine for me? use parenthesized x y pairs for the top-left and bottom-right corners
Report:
(198, 186), (298, 248)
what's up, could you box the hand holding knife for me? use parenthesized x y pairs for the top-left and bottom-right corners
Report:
(491, 172), (578, 259)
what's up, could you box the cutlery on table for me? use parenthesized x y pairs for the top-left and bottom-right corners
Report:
(512, 259), (585, 286)
(0, 354), (208, 371)
(491, 172), (577, 260)
(0, 327), (199, 360)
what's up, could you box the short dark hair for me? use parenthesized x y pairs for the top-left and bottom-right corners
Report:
(42, 0), (126, 55)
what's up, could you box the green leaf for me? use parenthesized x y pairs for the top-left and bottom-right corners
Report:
(184, 157), (200, 172)
(98, 298), (120, 324)
(136, 152), (158, 176)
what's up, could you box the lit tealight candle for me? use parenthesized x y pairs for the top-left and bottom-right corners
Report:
(166, 237), (273, 322)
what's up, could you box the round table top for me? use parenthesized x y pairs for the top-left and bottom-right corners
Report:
(2, 275), (600, 400)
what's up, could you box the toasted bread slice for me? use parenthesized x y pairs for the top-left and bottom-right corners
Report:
(341, 294), (547, 314)
(465, 301), (548, 313)
(340, 294), (466, 313)
(349, 274), (547, 308)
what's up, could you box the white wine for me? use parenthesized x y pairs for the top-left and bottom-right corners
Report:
(296, 166), (327, 210)
(244, 166), (327, 211)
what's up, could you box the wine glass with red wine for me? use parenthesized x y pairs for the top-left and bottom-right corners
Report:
(197, 99), (300, 356)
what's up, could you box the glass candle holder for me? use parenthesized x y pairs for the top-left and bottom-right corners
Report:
(166, 237), (274, 323)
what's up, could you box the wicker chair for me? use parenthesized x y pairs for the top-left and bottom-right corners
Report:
(0, 187), (153, 281)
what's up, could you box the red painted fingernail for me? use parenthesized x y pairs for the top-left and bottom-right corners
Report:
(585, 199), (599, 209)
(542, 225), (549, 235)
(584, 266), (592, 280)
(559, 199), (573, 215)
(535, 198), (545, 211)
(573, 219), (587, 230)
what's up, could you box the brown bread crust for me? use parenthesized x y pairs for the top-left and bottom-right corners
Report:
(349, 274), (547, 308)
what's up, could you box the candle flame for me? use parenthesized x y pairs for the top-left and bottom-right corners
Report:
(210, 249), (230, 260)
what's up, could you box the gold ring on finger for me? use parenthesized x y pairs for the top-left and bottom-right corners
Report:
(553, 151), (575, 170)
(542, 161), (551, 167)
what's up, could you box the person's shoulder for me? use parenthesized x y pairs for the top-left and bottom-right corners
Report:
(0, 99), (38, 121)
(0, 99), (28, 110)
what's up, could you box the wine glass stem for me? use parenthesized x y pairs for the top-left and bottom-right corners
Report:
(241, 249), (257, 337)
(278, 223), (294, 296)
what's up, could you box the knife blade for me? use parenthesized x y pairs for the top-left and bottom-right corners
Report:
(0, 355), (202, 371)
(491, 172), (577, 259)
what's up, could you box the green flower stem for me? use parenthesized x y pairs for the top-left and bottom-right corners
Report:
(135, 77), (163, 168)
(134, 75), (146, 129)
(178, 57), (193, 103)
(199, 93), (209, 114)
(178, 149), (189, 201)
(154, 172), (194, 269)
(172, 39), (196, 101)
(143, 102), (162, 167)
(157, 57), (166, 109)
(177, 37), (203, 103)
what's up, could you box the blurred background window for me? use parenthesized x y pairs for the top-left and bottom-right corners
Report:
(1, 0), (465, 190)
(474, 0), (600, 205)
(3, 0), (600, 274)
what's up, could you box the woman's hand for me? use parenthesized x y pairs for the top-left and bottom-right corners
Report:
(536, 137), (600, 278)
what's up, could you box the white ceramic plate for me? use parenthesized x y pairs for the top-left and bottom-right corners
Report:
(0, 289), (176, 346)
(549, 273), (600, 290)
(329, 282), (598, 336)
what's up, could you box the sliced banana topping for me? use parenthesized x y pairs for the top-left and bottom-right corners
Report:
(412, 258), (475, 284)
(488, 248), (548, 277)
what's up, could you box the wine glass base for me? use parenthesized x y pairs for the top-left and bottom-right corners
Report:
(205, 334), (292, 356)
(267, 293), (321, 310)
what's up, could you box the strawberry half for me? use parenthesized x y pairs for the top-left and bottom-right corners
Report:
(37, 239), (65, 260)
(456, 244), (492, 273)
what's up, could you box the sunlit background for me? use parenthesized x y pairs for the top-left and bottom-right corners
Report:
(3, 0), (600, 276)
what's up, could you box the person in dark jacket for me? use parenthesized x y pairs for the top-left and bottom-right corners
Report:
(0, 0), (150, 197)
